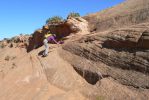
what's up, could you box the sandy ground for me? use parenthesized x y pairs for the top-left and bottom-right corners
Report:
(0, 46), (87, 100)
(0, 45), (148, 100)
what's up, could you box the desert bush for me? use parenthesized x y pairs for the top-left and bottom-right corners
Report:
(5, 56), (10, 61)
(12, 62), (16, 66)
(11, 62), (17, 69)
(4, 55), (16, 61)
(10, 37), (17, 43)
(11, 56), (16, 60)
(46, 16), (63, 24)
(9, 36), (20, 43)
(67, 12), (80, 18)
(0, 44), (5, 48)
(9, 43), (13, 48)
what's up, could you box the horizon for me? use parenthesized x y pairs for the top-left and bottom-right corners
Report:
(0, 0), (124, 40)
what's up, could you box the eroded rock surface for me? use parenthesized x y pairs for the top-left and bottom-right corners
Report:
(62, 23), (149, 90)
(84, 0), (149, 32)
(27, 17), (89, 52)
(1, 0), (149, 100)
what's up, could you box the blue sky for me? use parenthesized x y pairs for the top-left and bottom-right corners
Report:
(0, 0), (124, 40)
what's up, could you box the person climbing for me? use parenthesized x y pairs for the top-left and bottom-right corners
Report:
(43, 31), (59, 57)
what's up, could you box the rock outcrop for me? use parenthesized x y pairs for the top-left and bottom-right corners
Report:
(27, 17), (89, 52)
(27, 29), (44, 52)
(1, 0), (149, 99)
(62, 23), (149, 89)
(0, 34), (30, 49)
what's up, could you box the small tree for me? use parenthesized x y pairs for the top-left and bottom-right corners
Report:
(46, 16), (63, 24)
(67, 12), (80, 18)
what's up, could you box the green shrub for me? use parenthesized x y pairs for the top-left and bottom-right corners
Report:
(46, 16), (63, 24)
(67, 12), (80, 18)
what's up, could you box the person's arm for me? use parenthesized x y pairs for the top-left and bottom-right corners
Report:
(51, 36), (59, 44)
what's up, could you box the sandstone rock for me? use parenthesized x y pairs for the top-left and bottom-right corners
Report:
(84, 0), (149, 32)
(102, 24), (149, 49)
(0, 34), (30, 49)
(66, 17), (89, 34)
(17, 42), (28, 48)
(61, 23), (149, 89)
(1, 0), (149, 99)
(11, 34), (30, 43)
(27, 29), (44, 52)
(27, 17), (89, 52)
(138, 30), (149, 48)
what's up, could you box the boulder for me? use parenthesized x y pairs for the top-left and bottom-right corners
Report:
(27, 29), (44, 52)
(66, 17), (89, 34)
(138, 30), (149, 48)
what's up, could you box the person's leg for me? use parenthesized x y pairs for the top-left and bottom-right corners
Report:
(43, 39), (49, 56)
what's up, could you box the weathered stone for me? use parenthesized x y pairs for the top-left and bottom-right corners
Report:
(27, 17), (89, 52)
(61, 23), (149, 89)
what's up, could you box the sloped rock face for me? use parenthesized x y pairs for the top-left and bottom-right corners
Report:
(62, 23), (149, 89)
(84, 0), (149, 32)
(102, 24), (149, 49)
(27, 17), (89, 52)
